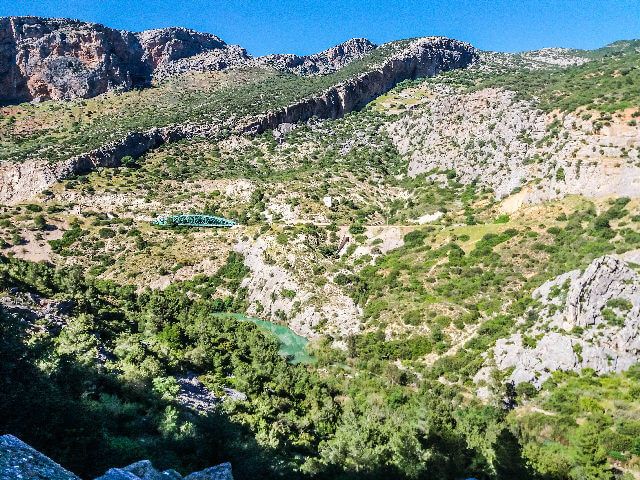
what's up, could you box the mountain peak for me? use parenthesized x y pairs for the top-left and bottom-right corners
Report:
(254, 37), (377, 75)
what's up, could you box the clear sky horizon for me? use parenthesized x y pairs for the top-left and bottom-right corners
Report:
(1, 0), (638, 56)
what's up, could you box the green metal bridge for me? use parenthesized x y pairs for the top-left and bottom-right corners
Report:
(152, 214), (237, 228)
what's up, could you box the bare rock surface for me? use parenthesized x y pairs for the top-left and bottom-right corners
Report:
(0, 17), (146, 103)
(389, 87), (640, 207)
(0, 434), (80, 480)
(475, 253), (640, 390)
(241, 37), (477, 136)
(137, 27), (227, 68)
(96, 459), (233, 480)
(235, 235), (361, 339)
(0, 17), (247, 103)
(138, 27), (251, 82)
(151, 45), (250, 81)
(175, 374), (246, 413)
(0, 290), (72, 331)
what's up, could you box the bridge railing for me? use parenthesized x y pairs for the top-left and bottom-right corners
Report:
(152, 214), (237, 228)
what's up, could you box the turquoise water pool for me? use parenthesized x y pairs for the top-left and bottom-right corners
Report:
(214, 313), (315, 364)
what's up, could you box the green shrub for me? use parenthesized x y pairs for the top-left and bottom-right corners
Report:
(33, 215), (47, 231)
(349, 224), (366, 235)
(98, 228), (116, 239)
(25, 204), (43, 212)
(402, 310), (422, 326)
(403, 229), (427, 246)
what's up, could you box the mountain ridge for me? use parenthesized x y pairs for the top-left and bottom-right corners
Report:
(0, 16), (401, 103)
(0, 25), (477, 204)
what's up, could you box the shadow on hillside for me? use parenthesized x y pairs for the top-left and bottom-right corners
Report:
(1, 301), (538, 480)
(0, 304), (289, 479)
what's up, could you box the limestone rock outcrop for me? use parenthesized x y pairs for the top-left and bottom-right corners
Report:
(138, 27), (252, 82)
(241, 37), (477, 135)
(0, 17), (247, 103)
(150, 44), (250, 81)
(0, 123), (214, 204)
(475, 252), (640, 390)
(0, 17), (149, 103)
(234, 235), (362, 340)
(1, 289), (73, 332)
(389, 86), (640, 206)
(0, 17), (444, 104)
(137, 27), (227, 68)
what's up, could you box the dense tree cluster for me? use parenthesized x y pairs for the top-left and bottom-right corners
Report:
(0, 254), (546, 480)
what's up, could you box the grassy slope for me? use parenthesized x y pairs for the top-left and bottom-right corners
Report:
(431, 40), (640, 114)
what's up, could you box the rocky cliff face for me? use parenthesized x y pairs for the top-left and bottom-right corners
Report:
(151, 44), (250, 81)
(0, 18), (387, 104)
(0, 36), (477, 204)
(0, 434), (234, 480)
(475, 251), (640, 393)
(0, 17), (247, 103)
(241, 37), (477, 135)
(140, 27), (251, 81)
(0, 124), (201, 203)
(0, 17), (148, 103)
(0, 16), (379, 104)
(0, 16), (475, 106)
(137, 27), (227, 69)
(151, 37), (376, 82)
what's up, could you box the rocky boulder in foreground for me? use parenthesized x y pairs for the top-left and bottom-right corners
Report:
(0, 435), (80, 480)
(95, 460), (233, 480)
(0, 434), (234, 480)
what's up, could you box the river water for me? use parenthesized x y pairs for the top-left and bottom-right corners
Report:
(214, 313), (315, 364)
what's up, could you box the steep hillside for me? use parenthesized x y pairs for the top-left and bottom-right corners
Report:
(0, 16), (475, 106)
(1, 18), (640, 480)
(0, 23), (476, 204)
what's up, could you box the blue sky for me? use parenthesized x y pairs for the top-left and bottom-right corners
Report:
(1, 0), (638, 56)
